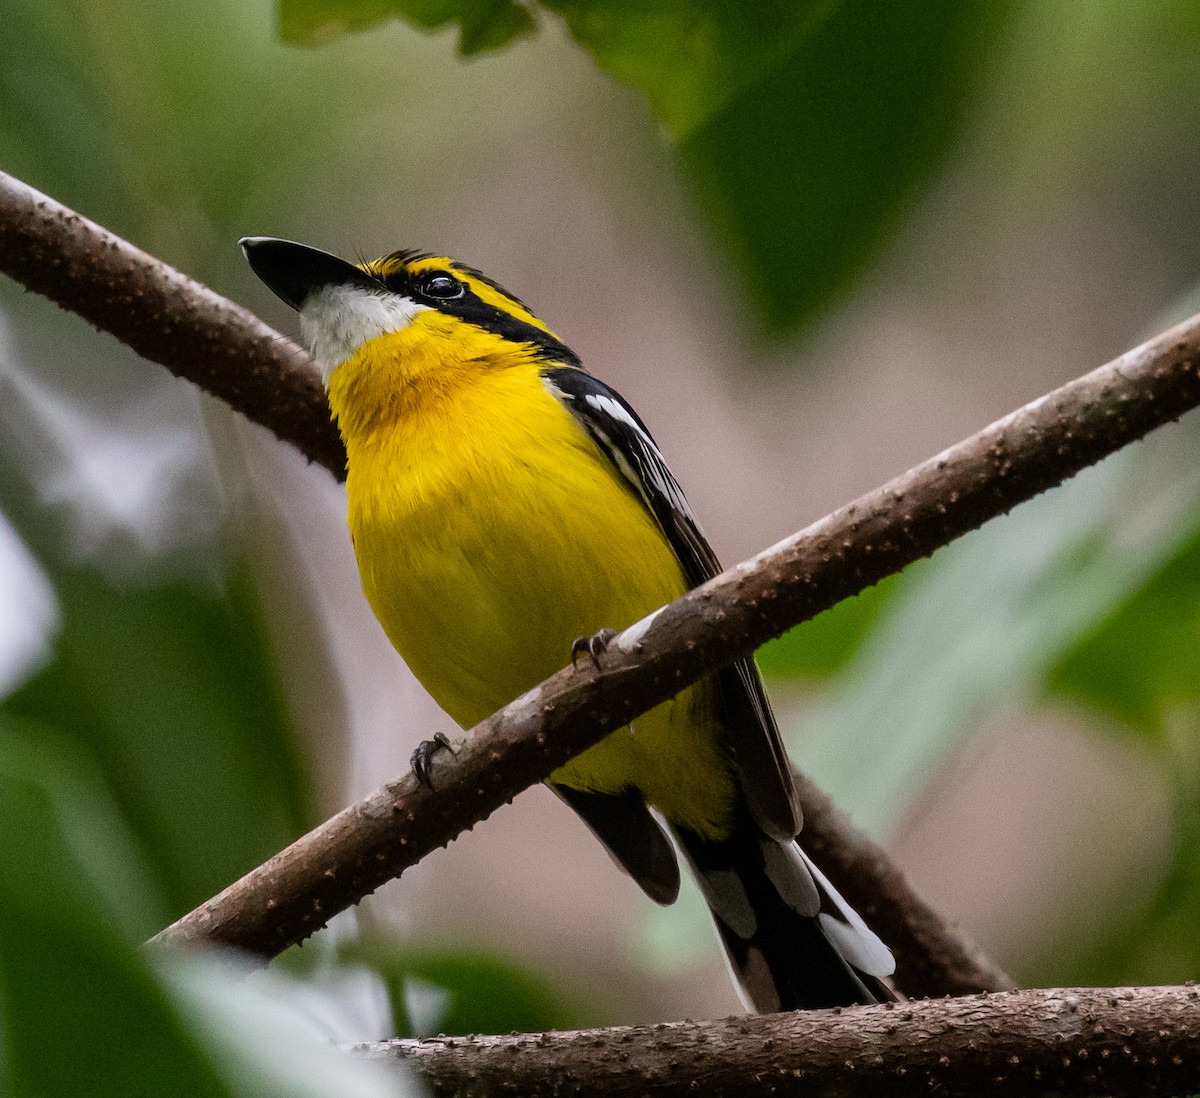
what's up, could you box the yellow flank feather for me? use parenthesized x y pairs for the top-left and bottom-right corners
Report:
(327, 310), (736, 838)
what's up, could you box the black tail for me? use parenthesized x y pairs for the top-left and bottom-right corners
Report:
(675, 823), (896, 1012)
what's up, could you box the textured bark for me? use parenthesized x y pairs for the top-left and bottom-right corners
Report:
(358, 986), (1200, 1098)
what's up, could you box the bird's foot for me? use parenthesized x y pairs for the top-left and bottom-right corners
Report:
(411, 732), (454, 790)
(571, 628), (617, 671)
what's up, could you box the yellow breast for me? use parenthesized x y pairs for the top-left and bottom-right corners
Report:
(329, 319), (735, 836)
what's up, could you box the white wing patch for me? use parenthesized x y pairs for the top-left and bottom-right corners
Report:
(760, 839), (820, 917)
(588, 424), (642, 493)
(567, 386), (701, 531)
(584, 392), (641, 431)
(797, 844), (896, 978)
(300, 284), (430, 385)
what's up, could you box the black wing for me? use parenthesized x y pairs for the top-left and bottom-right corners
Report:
(543, 366), (801, 842)
(553, 785), (680, 905)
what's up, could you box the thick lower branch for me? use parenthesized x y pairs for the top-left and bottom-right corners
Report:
(358, 986), (1200, 1098)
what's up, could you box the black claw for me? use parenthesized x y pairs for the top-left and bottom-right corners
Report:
(412, 732), (454, 789)
(571, 628), (617, 671)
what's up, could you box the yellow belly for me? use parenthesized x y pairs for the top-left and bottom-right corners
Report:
(341, 364), (735, 837)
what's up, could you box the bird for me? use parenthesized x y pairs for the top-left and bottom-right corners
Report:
(241, 236), (896, 1012)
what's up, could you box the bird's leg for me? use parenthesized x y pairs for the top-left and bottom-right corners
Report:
(411, 731), (454, 790)
(571, 627), (617, 671)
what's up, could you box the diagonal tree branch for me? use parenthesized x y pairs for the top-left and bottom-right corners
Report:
(145, 292), (1200, 985)
(0, 169), (345, 478)
(5, 169), (1199, 1003)
(356, 985), (1200, 1098)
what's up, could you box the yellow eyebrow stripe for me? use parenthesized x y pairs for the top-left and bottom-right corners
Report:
(456, 273), (554, 336)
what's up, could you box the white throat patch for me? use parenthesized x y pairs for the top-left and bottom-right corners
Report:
(299, 285), (431, 386)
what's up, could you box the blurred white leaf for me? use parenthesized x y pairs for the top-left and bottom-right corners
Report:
(0, 308), (225, 574)
(0, 510), (57, 697)
(401, 977), (453, 1039)
(166, 952), (419, 1098)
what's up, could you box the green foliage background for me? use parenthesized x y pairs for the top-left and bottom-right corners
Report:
(3, 0), (1200, 1092)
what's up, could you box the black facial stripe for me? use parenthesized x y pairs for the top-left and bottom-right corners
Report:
(378, 269), (417, 296)
(379, 274), (571, 369)
(377, 266), (577, 366)
(445, 291), (581, 366)
(450, 262), (534, 313)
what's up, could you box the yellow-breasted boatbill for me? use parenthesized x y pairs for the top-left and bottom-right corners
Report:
(241, 236), (895, 1011)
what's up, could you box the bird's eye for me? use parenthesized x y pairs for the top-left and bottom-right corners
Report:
(418, 272), (464, 300)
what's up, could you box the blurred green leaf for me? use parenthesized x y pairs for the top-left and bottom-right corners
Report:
(681, 0), (1007, 331)
(1058, 788), (1200, 988)
(791, 430), (1200, 836)
(0, 720), (232, 1097)
(268, 0), (1004, 331)
(276, 0), (836, 127)
(404, 953), (580, 1035)
(1038, 464), (1200, 988)
(545, 0), (835, 137)
(758, 571), (908, 679)
(280, 0), (536, 54)
(344, 939), (583, 1036)
(1047, 528), (1200, 738)
(0, 2), (132, 228)
(0, 715), (169, 939)
(2, 561), (315, 919)
(0, 721), (410, 1096)
(0, 281), (316, 928)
